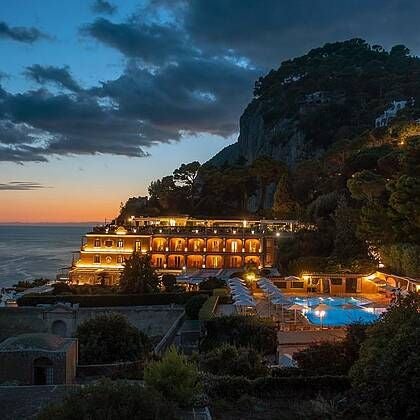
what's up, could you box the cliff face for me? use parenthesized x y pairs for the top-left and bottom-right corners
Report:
(236, 100), (316, 166)
(208, 97), (321, 168)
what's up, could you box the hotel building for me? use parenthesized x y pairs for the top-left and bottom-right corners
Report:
(69, 216), (299, 285)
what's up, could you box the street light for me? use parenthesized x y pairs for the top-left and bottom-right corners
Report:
(315, 310), (326, 328)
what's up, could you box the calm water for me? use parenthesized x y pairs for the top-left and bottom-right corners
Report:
(0, 225), (90, 287)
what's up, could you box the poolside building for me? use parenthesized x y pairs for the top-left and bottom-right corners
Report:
(69, 216), (301, 285)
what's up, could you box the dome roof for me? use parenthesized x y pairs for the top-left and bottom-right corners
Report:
(0, 333), (66, 351)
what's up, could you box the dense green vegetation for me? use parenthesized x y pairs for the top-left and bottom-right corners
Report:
(76, 313), (151, 364)
(201, 315), (277, 355)
(349, 293), (420, 418)
(144, 346), (202, 407)
(119, 39), (419, 276)
(199, 344), (268, 379)
(38, 380), (176, 420)
(184, 294), (208, 319)
(119, 253), (160, 294)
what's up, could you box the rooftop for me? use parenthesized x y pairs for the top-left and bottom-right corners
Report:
(0, 333), (71, 352)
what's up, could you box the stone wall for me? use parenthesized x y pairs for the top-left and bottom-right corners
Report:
(0, 305), (185, 341)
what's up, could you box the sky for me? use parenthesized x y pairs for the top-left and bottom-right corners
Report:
(0, 0), (419, 222)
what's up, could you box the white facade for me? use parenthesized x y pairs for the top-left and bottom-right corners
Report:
(375, 99), (412, 128)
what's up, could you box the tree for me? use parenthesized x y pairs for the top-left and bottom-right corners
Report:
(185, 294), (208, 319)
(388, 175), (420, 228)
(144, 346), (201, 407)
(350, 294), (420, 418)
(173, 161), (200, 191)
(76, 313), (151, 364)
(199, 277), (226, 291)
(201, 316), (277, 355)
(38, 379), (175, 420)
(380, 243), (420, 276)
(332, 196), (367, 261)
(272, 174), (299, 218)
(250, 156), (287, 211)
(119, 253), (159, 294)
(161, 274), (177, 292)
(347, 170), (386, 201)
(199, 344), (267, 379)
(294, 323), (367, 375)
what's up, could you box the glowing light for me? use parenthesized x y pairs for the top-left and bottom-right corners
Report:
(245, 272), (256, 282)
(276, 232), (280, 237)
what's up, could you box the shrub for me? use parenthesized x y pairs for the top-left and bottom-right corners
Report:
(185, 295), (208, 319)
(201, 316), (277, 355)
(294, 323), (367, 375)
(38, 379), (175, 420)
(203, 374), (350, 401)
(161, 274), (177, 292)
(76, 313), (151, 364)
(199, 344), (268, 378)
(144, 347), (201, 407)
(198, 277), (226, 291)
(52, 282), (74, 295)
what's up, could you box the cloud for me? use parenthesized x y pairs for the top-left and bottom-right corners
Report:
(25, 65), (81, 92)
(83, 18), (192, 65)
(0, 21), (48, 44)
(0, 181), (48, 191)
(183, 0), (420, 67)
(2, 0), (420, 163)
(91, 0), (117, 15)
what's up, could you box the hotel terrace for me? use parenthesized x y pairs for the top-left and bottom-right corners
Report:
(69, 216), (303, 285)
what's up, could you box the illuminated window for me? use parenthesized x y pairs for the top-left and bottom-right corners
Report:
(156, 257), (163, 267)
(174, 256), (182, 267)
(117, 239), (124, 248)
(231, 241), (238, 252)
(94, 239), (100, 247)
(212, 241), (219, 251)
(175, 240), (183, 251)
(117, 255), (123, 264)
(93, 255), (100, 264)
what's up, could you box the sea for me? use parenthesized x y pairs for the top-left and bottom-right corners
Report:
(0, 225), (93, 288)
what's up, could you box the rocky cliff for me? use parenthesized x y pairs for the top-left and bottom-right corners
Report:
(208, 39), (420, 169)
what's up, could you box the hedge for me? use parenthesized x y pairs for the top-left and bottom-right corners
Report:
(17, 291), (211, 307)
(203, 374), (351, 400)
(198, 296), (219, 321)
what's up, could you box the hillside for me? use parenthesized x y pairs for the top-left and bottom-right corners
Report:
(119, 39), (420, 277)
(209, 38), (420, 167)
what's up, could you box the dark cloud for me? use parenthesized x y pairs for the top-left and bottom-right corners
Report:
(91, 0), (117, 15)
(0, 21), (48, 44)
(184, 0), (420, 67)
(83, 18), (192, 65)
(0, 181), (48, 190)
(25, 65), (81, 92)
(2, 0), (419, 163)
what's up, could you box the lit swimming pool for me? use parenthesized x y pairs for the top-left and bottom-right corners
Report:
(289, 296), (384, 326)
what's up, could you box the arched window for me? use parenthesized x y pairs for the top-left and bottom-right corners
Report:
(51, 320), (67, 337)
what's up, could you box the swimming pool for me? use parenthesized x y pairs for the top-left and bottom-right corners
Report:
(289, 296), (383, 326)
